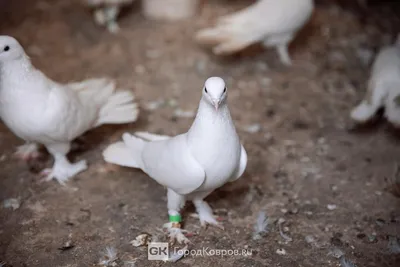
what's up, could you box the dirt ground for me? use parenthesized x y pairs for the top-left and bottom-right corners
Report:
(1, 0), (400, 266)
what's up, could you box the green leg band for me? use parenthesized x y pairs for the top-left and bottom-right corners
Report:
(169, 214), (182, 223)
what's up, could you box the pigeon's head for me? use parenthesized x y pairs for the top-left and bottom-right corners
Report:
(0, 36), (25, 63)
(202, 77), (227, 111)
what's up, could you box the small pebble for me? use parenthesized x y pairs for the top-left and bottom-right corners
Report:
(276, 248), (287, 255)
(3, 198), (20, 210)
(327, 204), (337, 210)
(243, 124), (261, 134)
(305, 235), (315, 244)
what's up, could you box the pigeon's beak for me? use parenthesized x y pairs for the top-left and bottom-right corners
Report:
(212, 99), (220, 111)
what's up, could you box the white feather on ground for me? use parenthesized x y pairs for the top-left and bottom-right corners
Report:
(252, 211), (269, 240)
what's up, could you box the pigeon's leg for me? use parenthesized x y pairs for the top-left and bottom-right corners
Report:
(350, 82), (386, 122)
(163, 189), (190, 244)
(193, 199), (224, 230)
(14, 142), (41, 161)
(41, 143), (87, 185)
(104, 6), (121, 33)
(276, 43), (292, 66)
(94, 8), (107, 26)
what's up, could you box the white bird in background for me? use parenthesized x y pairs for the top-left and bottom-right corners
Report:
(84, 0), (135, 33)
(103, 77), (247, 243)
(0, 36), (139, 184)
(195, 0), (314, 66)
(351, 35), (400, 126)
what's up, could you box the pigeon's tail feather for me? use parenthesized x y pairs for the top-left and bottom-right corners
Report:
(134, 131), (171, 141)
(70, 78), (139, 127)
(102, 141), (140, 168)
(195, 27), (252, 55)
(97, 89), (139, 126)
(195, 27), (228, 45)
(119, 133), (147, 169)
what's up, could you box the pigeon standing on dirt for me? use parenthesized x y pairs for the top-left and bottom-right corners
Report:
(103, 77), (247, 243)
(84, 0), (135, 33)
(350, 35), (400, 126)
(195, 0), (314, 66)
(0, 35), (139, 184)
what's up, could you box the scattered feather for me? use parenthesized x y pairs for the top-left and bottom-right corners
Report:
(58, 240), (74, 251)
(167, 245), (188, 262)
(328, 247), (345, 258)
(252, 211), (269, 240)
(340, 256), (357, 267)
(130, 233), (152, 247)
(123, 259), (137, 267)
(2, 198), (20, 210)
(278, 219), (293, 242)
(305, 235), (315, 244)
(173, 108), (195, 118)
(99, 246), (118, 266)
(327, 204), (337, 211)
(243, 124), (261, 134)
(387, 236), (400, 254)
(144, 99), (165, 111)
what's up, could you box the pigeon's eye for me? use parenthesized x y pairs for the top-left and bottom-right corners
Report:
(205, 87), (208, 93)
(223, 87), (226, 93)
(3, 46), (10, 52)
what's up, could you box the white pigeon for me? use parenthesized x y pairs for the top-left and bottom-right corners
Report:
(0, 35), (139, 184)
(350, 35), (400, 126)
(195, 0), (314, 66)
(84, 0), (135, 33)
(103, 77), (247, 243)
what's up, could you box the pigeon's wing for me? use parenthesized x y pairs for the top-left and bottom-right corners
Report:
(38, 77), (99, 143)
(141, 134), (206, 195)
(230, 144), (247, 182)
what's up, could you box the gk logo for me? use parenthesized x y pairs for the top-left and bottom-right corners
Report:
(148, 242), (169, 261)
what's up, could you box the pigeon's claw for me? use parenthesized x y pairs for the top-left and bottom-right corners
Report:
(194, 200), (224, 230)
(39, 160), (87, 185)
(163, 222), (191, 245)
(199, 213), (224, 230)
(14, 143), (41, 161)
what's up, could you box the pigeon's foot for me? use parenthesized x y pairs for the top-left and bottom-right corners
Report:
(14, 143), (41, 161)
(94, 9), (107, 26)
(40, 160), (88, 185)
(163, 222), (191, 244)
(276, 44), (292, 66)
(194, 200), (224, 230)
(107, 21), (120, 34)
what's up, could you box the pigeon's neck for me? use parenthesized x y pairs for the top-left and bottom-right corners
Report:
(187, 98), (235, 142)
(0, 55), (34, 87)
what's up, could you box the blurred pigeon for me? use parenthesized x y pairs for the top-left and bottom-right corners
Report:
(351, 34), (400, 126)
(103, 77), (247, 243)
(0, 36), (139, 184)
(195, 0), (314, 66)
(84, 0), (135, 33)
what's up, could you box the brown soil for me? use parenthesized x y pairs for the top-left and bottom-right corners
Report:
(1, 0), (400, 266)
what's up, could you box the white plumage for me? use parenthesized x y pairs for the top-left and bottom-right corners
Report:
(0, 35), (139, 184)
(103, 77), (247, 243)
(195, 0), (314, 66)
(84, 0), (135, 33)
(350, 35), (400, 126)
